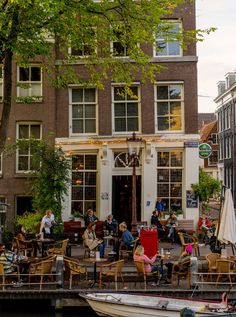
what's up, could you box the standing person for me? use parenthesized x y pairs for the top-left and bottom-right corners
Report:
(39, 209), (55, 239)
(83, 222), (105, 258)
(84, 208), (99, 227)
(166, 212), (178, 243)
(150, 210), (166, 240)
(155, 198), (164, 219)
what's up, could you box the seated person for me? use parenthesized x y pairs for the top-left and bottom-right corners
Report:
(83, 222), (105, 258)
(14, 225), (33, 256)
(166, 212), (178, 243)
(133, 245), (169, 285)
(198, 213), (212, 231)
(119, 222), (135, 250)
(104, 214), (118, 235)
(84, 208), (99, 227)
(150, 210), (166, 240)
(0, 243), (28, 275)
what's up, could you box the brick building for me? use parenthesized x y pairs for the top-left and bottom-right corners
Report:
(0, 1), (199, 229)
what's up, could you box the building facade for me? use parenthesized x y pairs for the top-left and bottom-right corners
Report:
(215, 71), (236, 205)
(0, 1), (199, 229)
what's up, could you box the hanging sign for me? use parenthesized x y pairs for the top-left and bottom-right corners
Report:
(199, 143), (212, 159)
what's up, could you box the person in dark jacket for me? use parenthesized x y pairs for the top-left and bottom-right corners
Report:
(151, 210), (166, 240)
(84, 208), (99, 227)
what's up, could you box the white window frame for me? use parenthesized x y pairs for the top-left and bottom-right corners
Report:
(17, 65), (42, 100)
(69, 87), (98, 136)
(16, 122), (42, 173)
(112, 83), (141, 134)
(154, 81), (184, 133)
(208, 150), (218, 166)
(68, 28), (97, 58)
(154, 20), (182, 57)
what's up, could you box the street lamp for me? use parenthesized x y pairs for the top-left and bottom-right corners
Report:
(126, 132), (142, 236)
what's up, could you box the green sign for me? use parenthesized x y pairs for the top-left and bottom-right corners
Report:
(199, 143), (212, 159)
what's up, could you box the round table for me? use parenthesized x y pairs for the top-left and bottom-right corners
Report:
(83, 257), (107, 287)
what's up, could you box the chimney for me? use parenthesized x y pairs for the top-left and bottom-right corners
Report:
(217, 81), (226, 96)
(225, 72), (236, 89)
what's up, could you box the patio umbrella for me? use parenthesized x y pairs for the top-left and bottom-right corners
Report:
(217, 188), (236, 244)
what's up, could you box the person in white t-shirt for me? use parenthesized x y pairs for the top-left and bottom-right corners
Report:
(39, 209), (55, 238)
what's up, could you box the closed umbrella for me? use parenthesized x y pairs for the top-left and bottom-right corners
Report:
(217, 188), (236, 244)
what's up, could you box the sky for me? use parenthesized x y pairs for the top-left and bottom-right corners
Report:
(196, 0), (236, 113)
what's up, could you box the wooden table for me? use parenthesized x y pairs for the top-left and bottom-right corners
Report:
(83, 258), (107, 287)
(32, 239), (55, 257)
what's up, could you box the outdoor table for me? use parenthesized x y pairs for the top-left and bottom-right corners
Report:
(32, 238), (55, 257)
(83, 257), (107, 287)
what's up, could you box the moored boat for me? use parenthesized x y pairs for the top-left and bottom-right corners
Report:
(80, 292), (231, 317)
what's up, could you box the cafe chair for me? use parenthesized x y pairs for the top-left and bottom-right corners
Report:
(64, 257), (87, 289)
(206, 253), (221, 281)
(134, 260), (159, 290)
(46, 239), (69, 256)
(119, 238), (140, 260)
(171, 260), (191, 289)
(13, 237), (34, 257)
(99, 259), (124, 290)
(178, 232), (200, 256)
(215, 259), (234, 287)
(28, 258), (55, 290)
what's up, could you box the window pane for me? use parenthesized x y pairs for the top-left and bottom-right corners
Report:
(18, 156), (29, 170)
(168, 41), (180, 55)
(170, 199), (182, 211)
(157, 86), (168, 99)
(19, 68), (29, 81)
(169, 85), (181, 99)
(127, 118), (138, 131)
(18, 88), (30, 97)
(30, 125), (40, 139)
(71, 201), (83, 213)
(31, 84), (41, 96)
(170, 183), (182, 196)
(84, 89), (95, 102)
(85, 187), (96, 200)
(72, 187), (83, 200)
(85, 119), (96, 133)
(127, 87), (138, 100)
(156, 41), (167, 55)
(19, 125), (29, 139)
(72, 89), (83, 102)
(72, 172), (83, 185)
(85, 155), (97, 169)
(157, 152), (169, 167)
(115, 118), (126, 131)
(85, 104), (95, 118)
(31, 67), (41, 81)
(72, 105), (83, 119)
(72, 155), (84, 170)
(114, 87), (125, 101)
(158, 117), (169, 130)
(157, 102), (169, 115)
(85, 172), (96, 185)
(127, 103), (138, 116)
(171, 170), (182, 182)
(18, 146), (29, 155)
(72, 120), (83, 133)
(157, 169), (169, 182)
(113, 42), (125, 56)
(170, 102), (181, 115)
(171, 151), (182, 166)
(115, 103), (126, 116)
(157, 183), (169, 197)
(169, 116), (181, 130)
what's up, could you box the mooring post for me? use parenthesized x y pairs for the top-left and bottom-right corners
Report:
(56, 255), (64, 289)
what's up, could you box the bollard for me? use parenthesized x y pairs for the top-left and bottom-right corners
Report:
(190, 256), (198, 288)
(56, 256), (64, 289)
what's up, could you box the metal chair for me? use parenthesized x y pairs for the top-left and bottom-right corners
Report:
(134, 260), (159, 290)
(99, 259), (124, 290)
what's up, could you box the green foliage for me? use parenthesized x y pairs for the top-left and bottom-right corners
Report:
(2, 229), (14, 243)
(16, 211), (42, 234)
(191, 168), (221, 203)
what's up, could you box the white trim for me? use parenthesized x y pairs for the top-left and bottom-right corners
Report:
(17, 65), (43, 100)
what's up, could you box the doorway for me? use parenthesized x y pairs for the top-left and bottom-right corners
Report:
(112, 175), (141, 227)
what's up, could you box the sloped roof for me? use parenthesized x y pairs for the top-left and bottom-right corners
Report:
(198, 113), (216, 130)
(200, 120), (217, 142)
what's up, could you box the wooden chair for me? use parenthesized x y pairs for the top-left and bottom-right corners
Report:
(28, 258), (55, 290)
(13, 237), (34, 256)
(99, 259), (124, 290)
(178, 232), (200, 256)
(119, 237), (139, 260)
(134, 260), (159, 290)
(215, 259), (234, 287)
(64, 257), (87, 289)
(206, 253), (221, 281)
(171, 260), (191, 289)
(46, 239), (69, 256)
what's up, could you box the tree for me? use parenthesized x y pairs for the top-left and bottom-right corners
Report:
(0, 0), (214, 153)
(191, 168), (221, 211)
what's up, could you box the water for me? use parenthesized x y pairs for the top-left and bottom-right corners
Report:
(0, 301), (97, 317)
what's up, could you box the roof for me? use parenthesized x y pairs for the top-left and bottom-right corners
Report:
(200, 120), (217, 142)
(198, 113), (216, 131)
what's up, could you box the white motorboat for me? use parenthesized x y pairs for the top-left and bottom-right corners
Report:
(80, 292), (231, 317)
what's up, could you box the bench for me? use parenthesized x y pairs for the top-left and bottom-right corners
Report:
(160, 219), (195, 235)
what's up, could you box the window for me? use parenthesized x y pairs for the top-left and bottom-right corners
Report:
(210, 133), (218, 144)
(157, 150), (183, 212)
(111, 26), (129, 57)
(0, 67), (3, 101)
(69, 88), (97, 135)
(155, 83), (183, 132)
(112, 85), (140, 133)
(71, 154), (97, 215)
(208, 151), (218, 166)
(0, 196), (7, 214)
(68, 29), (96, 57)
(154, 21), (182, 57)
(17, 65), (42, 100)
(16, 123), (42, 172)
(16, 196), (33, 216)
